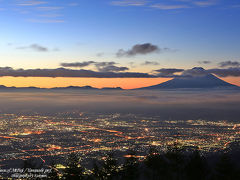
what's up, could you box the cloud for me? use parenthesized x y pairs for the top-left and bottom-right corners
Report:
(8, 0), (65, 23)
(153, 66), (240, 78)
(181, 67), (208, 77)
(193, 0), (217, 7)
(111, 0), (148, 6)
(61, 61), (96, 68)
(209, 68), (240, 77)
(61, 61), (129, 72)
(142, 61), (160, 65)
(155, 68), (184, 77)
(0, 67), (153, 78)
(68, 3), (79, 7)
(111, 0), (221, 10)
(198, 61), (211, 64)
(94, 61), (129, 72)
(116, 43), (164, 57)
(16, 0), (48, 6)
(97, 65), (129, 72)
(96, 53), (104, 57)
(16, 44), (48, 52)
(1, 66), (240, 78)
(94, 61), (117, 67)
(36, 6), (64, 11)
(219, 61), (240, 67)
(27, 19), (64, 23)
(181, 67), (240, 77)
(151, 4), (190, 10)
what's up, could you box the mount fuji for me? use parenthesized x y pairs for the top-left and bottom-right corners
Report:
(138, 67), (239, 90)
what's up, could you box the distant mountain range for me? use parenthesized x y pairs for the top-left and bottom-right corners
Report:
(138, 69), (239, 90)
(0, 68), (239, 91)
(0, 85), (123, 91)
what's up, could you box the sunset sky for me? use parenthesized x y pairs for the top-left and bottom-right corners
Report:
(0, 0), (239, 89)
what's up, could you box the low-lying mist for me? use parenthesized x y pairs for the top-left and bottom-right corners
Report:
(0, 89), (239, 121)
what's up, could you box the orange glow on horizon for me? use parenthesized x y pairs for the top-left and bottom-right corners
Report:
(219, 77), (240, 87)
(0, 76), (238, 89)
(0, 77), (171, 89)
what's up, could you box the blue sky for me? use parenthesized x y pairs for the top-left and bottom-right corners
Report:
(0, 0), (240, 72)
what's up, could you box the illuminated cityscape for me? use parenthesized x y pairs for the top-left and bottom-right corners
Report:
(0, 112), (240, 168)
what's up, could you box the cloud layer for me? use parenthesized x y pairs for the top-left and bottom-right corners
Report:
(0, 64), (239, 78)
(154, 67), (240, 78)
(219, 61), (240, 67)
(111, 0), (220, 10)
(0, 67), (151, 78)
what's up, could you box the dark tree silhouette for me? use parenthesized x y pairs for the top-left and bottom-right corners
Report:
(164, 143), (186, 180)
(184, 150), (209, 180)
(144, 148), (171, 180)
(5, 145), (240, 180)
(63, 153), (85, 180)
(213, 153), (240, 180)
(120, 151), (139, 180)
(91, 153), (120, 180)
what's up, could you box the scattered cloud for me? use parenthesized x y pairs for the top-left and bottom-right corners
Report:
(94, 61), (116, 67)
(116, 43), (165, 57)
(155, 68), (184, 77)
(68, 3), (79, 7)
(94, 62), (129, 72)
(36, 6), (64, 11)
(193, 0), (217, 7)
(154, 66), (240, 78)
(16, 0), (48, 6)
(219, 61), (240, 67)
(111, 0), (222, 10)
(198, 61), (211, 64)
(16, 44), (49, 52)
(38, 13), (63, 18)
(231, 4), (240, 8)
(27, 19), (64, 23)
(4, 0), (65, 23)
(61, 61), (96, 68)
(111, 0), (148, 7)
(209, 68), (240, 77)
(182, 67), (208, 77)
(129, 62), (136, 68)
(97, 65), (129, 72)
(96, 53), (104, 57)
(181, 67), (240, 77)
(151, 4), (190, 10)
(142, 61), (160, 65)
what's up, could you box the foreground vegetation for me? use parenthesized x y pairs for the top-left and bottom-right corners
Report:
(24, 144), (240, 179)
(1, 144), (240, 180)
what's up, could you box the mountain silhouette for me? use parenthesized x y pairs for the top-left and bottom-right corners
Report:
(0, 85), (123, 91)
(138, 68), (238, 90)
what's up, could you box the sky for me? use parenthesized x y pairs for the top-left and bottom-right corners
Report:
(0, 0), (240, 88)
